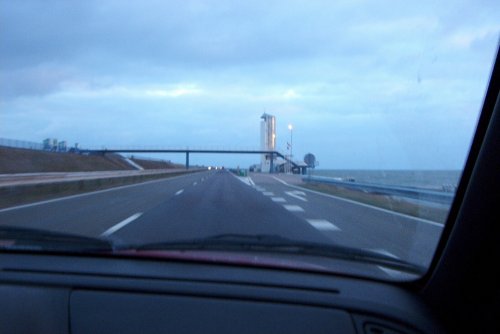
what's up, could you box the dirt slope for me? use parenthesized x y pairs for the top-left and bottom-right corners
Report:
(0, 147), (133, 173)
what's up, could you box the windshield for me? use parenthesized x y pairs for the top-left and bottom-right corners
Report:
(1, 0), (498, 281)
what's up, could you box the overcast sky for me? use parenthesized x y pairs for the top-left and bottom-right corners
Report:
(1, 0), (498, 169)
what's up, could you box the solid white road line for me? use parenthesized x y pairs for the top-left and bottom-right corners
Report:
(283, 205), (304, 212)
(248, 177), (255, 186)
(306, 219), (340, 231)
(263, 192), (274, 196)
(271, 197), (286, 203)
(229, 173), (256, 187)
(285, 190), (308, 202)
(100, 212), (143, 237)
(175, 189), (184, 195)
(272, 176), (291, 186)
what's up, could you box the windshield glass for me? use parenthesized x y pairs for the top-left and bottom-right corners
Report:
(1, 0), (498, 280)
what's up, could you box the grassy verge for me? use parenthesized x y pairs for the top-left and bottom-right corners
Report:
(0, 170), (201, 209)
(302, 182), (449, 223)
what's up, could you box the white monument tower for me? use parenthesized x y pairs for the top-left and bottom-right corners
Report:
(260, 113), (276, 173)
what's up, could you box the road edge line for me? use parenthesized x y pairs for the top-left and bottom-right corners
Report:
(271, 176), (443, 227)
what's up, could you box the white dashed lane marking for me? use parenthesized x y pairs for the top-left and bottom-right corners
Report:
(100, 212), (143, 237)
(306, 219), (340, 231)
(283, 205), (304, 212)
(175, 189), (184, 196)
(263, 192), (274, 196)
(271, 197), (286, 203)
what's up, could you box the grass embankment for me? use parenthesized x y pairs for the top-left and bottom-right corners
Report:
(302, 182), (449, 223)
(0, 146), (131, 173)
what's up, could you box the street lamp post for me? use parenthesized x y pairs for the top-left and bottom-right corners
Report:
(288, 124), (293, 173)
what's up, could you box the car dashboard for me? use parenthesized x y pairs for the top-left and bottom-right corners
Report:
(0, 252), (440, 334)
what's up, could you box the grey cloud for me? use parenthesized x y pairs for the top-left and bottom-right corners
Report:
(1, 0), (498, 168)
(0, 65), (75, 98)
(1, 1), (375, 72)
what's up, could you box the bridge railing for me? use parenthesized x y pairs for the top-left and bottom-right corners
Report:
(82, 145), (263, 151)
(81, 147), (302, 172)
(273, 151), (300, 168)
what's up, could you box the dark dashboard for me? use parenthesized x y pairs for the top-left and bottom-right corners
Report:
(0, 252), (437, 334)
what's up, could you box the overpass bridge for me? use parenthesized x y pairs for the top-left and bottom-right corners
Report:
(81, 148), (302, 173)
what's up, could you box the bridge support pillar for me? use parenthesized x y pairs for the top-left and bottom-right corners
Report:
(186, 152), (190, 169)
(269, 153), (274, 174)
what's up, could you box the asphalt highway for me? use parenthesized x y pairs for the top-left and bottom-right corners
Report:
(0, 170), (444, 267)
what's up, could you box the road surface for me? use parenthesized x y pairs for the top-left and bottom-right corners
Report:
(0, 170), (444, 267)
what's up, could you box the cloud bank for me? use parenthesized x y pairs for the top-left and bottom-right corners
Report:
(1, 0), (498, 168)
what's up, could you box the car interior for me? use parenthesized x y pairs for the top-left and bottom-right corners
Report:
(0, 11), (499, 334)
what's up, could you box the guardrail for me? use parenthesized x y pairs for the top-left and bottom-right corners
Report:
(302, 175), (455, 204)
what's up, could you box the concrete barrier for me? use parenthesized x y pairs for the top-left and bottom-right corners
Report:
(0, 169), (202, 209)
